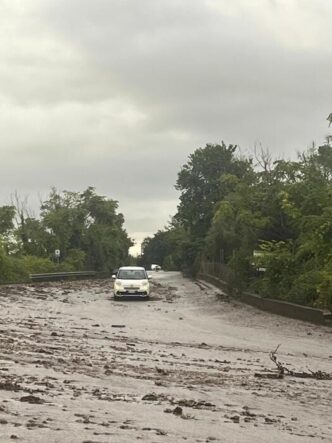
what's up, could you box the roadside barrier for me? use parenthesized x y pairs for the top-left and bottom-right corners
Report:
(198, 273), (332, 326)
(30, 271), (97, 282)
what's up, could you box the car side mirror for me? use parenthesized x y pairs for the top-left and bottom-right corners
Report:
(148, 275), (152, 280)
(111, 274), (116, 279)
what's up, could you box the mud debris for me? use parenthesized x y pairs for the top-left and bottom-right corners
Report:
(0, 274), (330, 442)
(19, 395), (45, 404)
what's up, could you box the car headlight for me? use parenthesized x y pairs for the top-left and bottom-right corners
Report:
(142, 281), (148, 287)
(114, 281), (123, 289)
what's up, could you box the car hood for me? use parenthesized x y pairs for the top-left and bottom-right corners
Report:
(115, 279), (148, 285)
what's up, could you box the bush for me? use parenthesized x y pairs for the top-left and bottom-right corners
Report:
(62, 248), (86, 270)
(287, 270), (321, 306)
(0, 243), (77, 283)
(0, 256), (29, 283)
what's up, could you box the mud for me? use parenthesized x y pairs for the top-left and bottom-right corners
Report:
(0, 272), (331, 442)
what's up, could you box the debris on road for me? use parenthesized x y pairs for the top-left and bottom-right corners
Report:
(0, 274), (330, 442)
(20, 395), (45, 404)
(255, 344), (332, 380)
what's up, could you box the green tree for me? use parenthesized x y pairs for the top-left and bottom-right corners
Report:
(0, 206), (15, 235)
(175, 142), (253, 274)
(141, 222), (189, 271)
(176, 142), (252, 238)
(15, 217), (50, 257)
(40, 187), (132, 271)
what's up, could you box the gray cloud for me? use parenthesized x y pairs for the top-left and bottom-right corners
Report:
(0, 0), (331, 253)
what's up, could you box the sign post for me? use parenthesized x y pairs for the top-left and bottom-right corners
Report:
(54, 249), (60, 265)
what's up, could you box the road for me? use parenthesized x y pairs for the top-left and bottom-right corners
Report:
(0, 271), (331, 442)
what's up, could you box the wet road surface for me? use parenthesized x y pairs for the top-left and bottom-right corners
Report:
(0, 271), (331, 442)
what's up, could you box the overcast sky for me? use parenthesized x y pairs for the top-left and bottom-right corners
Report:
(0, 0), (331, 254)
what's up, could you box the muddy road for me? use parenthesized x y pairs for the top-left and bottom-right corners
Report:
(0, 271), (331, 442)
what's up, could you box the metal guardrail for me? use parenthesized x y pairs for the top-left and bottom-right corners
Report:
(30, 271), (97, 282)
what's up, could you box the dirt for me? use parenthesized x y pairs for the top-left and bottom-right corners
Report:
(0, 272), (331, 442)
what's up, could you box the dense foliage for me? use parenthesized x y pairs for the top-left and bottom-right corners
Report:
(142, 140), (332, 310)
(0, 187), (132, 283)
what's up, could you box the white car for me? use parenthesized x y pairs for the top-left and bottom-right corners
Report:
(112, 266), (151, 300)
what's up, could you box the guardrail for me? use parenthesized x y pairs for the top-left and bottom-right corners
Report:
(30, 271), (97, 282)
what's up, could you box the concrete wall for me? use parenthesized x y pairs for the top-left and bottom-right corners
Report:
(198, 273), (332, 326)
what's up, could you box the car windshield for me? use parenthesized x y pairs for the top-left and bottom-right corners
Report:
(117, 269), (146, 280)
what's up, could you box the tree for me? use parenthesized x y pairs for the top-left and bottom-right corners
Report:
(0, 187), (133, 280)
(0, 206), (15, 236)
(0, 205), (16, 254)
(141, 222), (189, 271)
(40, 187), (133, 271)
(15, 217), (49, 257)
(176, 142), (252, 238)
(174, 142), (253, 274)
